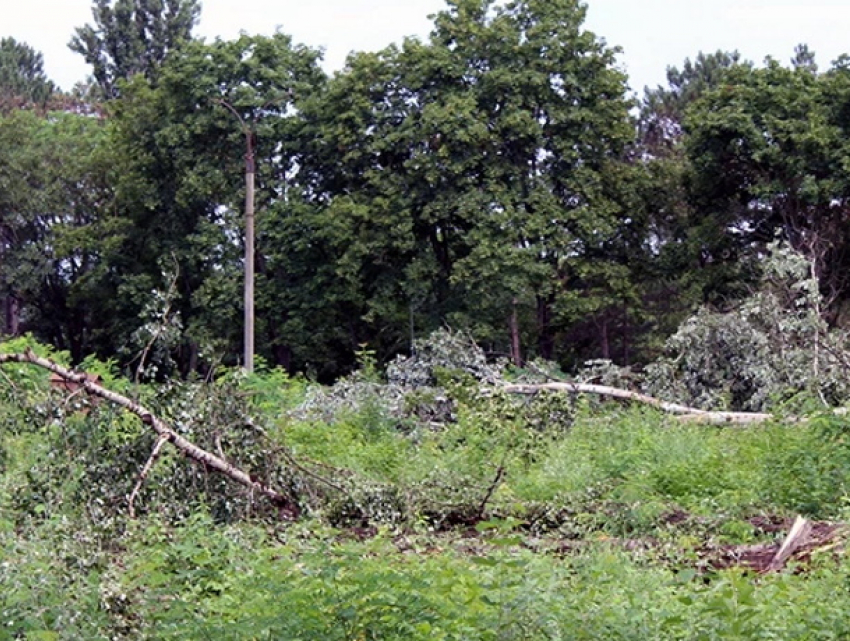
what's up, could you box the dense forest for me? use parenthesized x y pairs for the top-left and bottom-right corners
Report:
(5, 1), (850, 638)
(3, 0), (849, 381)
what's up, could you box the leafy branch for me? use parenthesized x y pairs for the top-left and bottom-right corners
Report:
(0, 349), (301, 518)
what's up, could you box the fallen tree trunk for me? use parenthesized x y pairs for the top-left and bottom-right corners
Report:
(0, 349), (299, 518)
(503, 382), (774, 425)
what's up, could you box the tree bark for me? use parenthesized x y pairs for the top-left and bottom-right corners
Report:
(536, 295), (555, 361)
(0, 349), (300, 518)
(767, 516), (811, 572)
(503, 382), (774, 425)
(600, 316), (610, 361)
(509, 298), (522, 367)
(3, 295), (19, 336)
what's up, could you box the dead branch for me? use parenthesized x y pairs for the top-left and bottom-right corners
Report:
(476, 464), (506, 520)
(128, 435), (170, 519)
(0, 349), (300, 518)
(0, 367), (17, 391)
(503, 382), (774, 425)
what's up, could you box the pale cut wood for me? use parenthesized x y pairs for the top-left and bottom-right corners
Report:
(767, 515), (812, 572)
(0, 349), (298, 517)
(503, 382), (775, 425)
(128, 435), (169, 519)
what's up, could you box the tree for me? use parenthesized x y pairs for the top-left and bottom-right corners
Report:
(69, 0), (200, 99)
(640, 50), (748, 154)
(791, 43), (818, 73)
(684, 50), (850, 320)
(624, 51), (757, 357)
(0, 110), (117, 357)
(295, 0), (635, 369)
(0, 38), (55, 111)
(290, 0), (638, 371)
(106, 33), (325, 373)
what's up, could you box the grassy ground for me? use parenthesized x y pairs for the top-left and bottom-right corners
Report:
(3, 367), (850, 639)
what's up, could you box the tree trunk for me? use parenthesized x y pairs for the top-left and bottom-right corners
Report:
(622, 302), (630, 367)
(509, 298), (522, 367)
(503, 381), (774, 424)
(273, 343), (292, 372)
(600, 316), (610, 361)
(3, 294), (19, 336)
(536, 295), (554, 361)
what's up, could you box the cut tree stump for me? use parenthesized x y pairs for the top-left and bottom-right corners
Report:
(767, 515), (812, 572)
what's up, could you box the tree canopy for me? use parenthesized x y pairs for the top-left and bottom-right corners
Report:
(1, 0), (850, 380)
(0, 37), (56, 110)
(69, 0), (200, 98)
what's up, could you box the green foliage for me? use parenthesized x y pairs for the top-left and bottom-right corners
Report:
(640, 50), (748, 153)
(0, 108), (118, 361)
(291, 0), (638, 372)
(69, 0), (201, 99)
(9, 10), (850, 639)
(0, 37), (56, 109)
(387, 328), (505, 388)
(5, 336), (850, 637)
(683, 52), (850, 312)
(105, 32), (326, 372)
(645, 240), (850, 411)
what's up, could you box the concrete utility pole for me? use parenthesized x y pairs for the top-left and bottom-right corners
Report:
(217, 100), (256, 373)
(243, 131), (256, 373)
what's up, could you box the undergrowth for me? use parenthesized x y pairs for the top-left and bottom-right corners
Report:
(4, 334), (850, 638)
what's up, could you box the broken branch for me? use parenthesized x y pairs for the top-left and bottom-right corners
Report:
(503, 382), (774, 425)
(767, 515), (812, 572)
(128, 435), (170, 519)
(0, 349), (299, 518)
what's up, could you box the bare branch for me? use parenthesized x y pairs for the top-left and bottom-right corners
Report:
(128, 435), (170, 519)
(503, 382), (775, 425)
(477, 463), (506, 520)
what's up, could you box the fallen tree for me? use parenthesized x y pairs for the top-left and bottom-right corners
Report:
(503, 382), (775, 425)
(0, 348), (300, 518)
(0, 348), (784, 523)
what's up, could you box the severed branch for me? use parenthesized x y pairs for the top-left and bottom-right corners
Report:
(0, 349), (300, 519)
(128, 435), (170, 519)
(503, 382), (774, 425)
(476, 463), (506, 520)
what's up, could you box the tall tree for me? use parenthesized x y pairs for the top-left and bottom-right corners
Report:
(107, 33), (325, 372)
(684, 50), (850, 319)
(295, 0), (636, 369)
(0, 110), (117, 356)
(640, 50), (748, 154)
(625, 51), (756, 355)
(0, 38), (55, 111)
(69, 0), (200, 98)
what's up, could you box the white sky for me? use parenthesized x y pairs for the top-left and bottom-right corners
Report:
(3, 0), (850, 97)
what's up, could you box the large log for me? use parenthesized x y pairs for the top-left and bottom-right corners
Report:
(503, 382), (774, 425)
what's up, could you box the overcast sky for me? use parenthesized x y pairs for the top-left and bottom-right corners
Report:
(4, 0), (850, 97)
